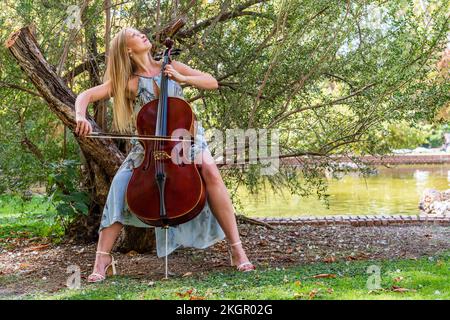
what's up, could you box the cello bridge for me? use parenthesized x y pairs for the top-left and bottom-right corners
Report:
(153, 151), (171, 160)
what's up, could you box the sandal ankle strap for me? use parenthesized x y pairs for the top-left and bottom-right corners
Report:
(96, 251), (111, 255)
(229, 241), (242, 247)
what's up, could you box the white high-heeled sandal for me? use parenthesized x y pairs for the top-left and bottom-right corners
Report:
(228, 241), (256, 272)
(87, 251), (117, 283)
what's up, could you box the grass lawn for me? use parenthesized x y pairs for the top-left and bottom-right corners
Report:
(14, 251), (449, 300)
(0, 195), (64, 247)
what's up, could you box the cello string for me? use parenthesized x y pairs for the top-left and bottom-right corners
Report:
(155, 50), (167, 191)
(157, 55), (165, 176)
(159, 53), (167, 175)
(155, 53), (163, 177)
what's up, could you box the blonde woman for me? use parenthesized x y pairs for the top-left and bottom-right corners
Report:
(74, 27), (255, 282)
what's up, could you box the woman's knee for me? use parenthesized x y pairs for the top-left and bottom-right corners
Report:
(99, 221), (123, 235)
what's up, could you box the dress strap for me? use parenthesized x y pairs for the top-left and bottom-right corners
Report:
(133, 73), (159, 79)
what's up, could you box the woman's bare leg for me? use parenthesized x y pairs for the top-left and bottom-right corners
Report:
(89, 222), (123, 278)
(196, 149), (254, 269)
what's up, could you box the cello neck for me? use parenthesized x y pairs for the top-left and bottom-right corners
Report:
(157, 44), (173, 138)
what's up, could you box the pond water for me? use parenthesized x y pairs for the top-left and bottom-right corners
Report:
(237, 164), (450, 218)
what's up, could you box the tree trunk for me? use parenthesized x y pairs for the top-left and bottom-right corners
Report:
(5, 24), (154, 250)
(113, 226), (156, 253)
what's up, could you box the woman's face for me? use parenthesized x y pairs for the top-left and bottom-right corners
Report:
(126, 28), (151, 55)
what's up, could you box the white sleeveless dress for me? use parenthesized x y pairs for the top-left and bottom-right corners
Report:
(98, 74), (225, 257)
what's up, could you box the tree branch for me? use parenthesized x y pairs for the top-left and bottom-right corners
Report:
(177, 0), (270, 38)
(0, 80), (43, 98)
(267, 82), (377, 128)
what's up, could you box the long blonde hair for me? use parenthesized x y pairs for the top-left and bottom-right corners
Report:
(103, 27), (145, 133)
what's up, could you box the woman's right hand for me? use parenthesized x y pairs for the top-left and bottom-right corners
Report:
(75, 115), (93, 137)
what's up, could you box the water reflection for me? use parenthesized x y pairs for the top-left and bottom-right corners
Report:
(238, 164), (450, 218)
(414, 170), (429, 186)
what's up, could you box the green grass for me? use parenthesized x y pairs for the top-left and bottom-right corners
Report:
(0, 195), (64, 245)
(19, 251), (450, 300)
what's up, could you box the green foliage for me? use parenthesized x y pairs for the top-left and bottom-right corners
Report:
(46, 160), (90, 230)
(0, 160), (89, 242)
(0, 194), (64, 246)
(378, 121), (430, 150)
(386, 122), (429, 149)
(423, 124), (448, 148)
(359, 121), (450, 154)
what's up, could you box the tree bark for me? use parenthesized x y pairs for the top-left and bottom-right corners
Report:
(113, 226), (156, 253)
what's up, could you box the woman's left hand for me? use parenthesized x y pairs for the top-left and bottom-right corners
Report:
(164, 64), (186, 83)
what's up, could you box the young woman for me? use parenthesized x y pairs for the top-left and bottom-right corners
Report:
(74, 27), (255, 282)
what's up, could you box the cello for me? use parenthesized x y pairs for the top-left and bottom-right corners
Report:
(85, 38), (208, 278)
(125, 38), (207, 228)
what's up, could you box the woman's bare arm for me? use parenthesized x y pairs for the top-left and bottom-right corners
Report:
(75, 80), (113, 136)
(169, 60), (219, 90)
(75, 80), (113, 118)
